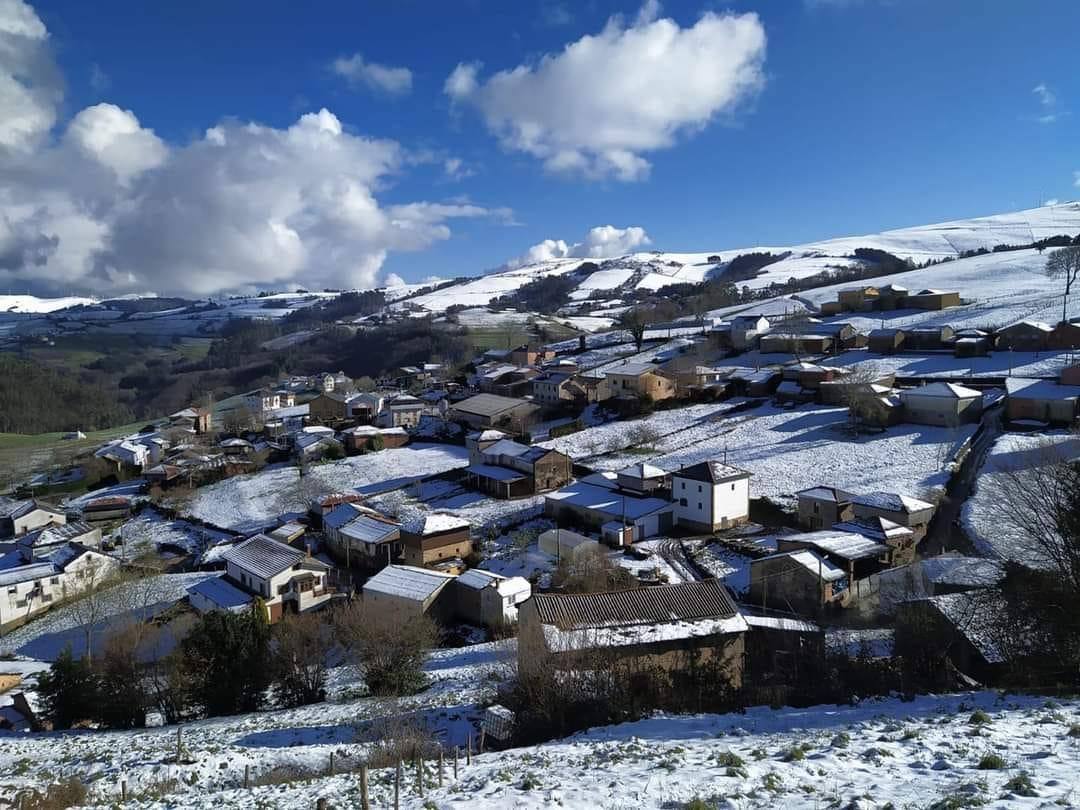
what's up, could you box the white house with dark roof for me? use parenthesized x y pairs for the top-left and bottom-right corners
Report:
(454, 568), (531, 627)
(0, 499), (67, 538)
(17, 521), (100, 562)
(219, 533), (331, 622)
(670, 461), (751, 533)
(0, 545), (120, 632)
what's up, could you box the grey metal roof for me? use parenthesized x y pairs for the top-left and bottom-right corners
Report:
(465, 464), (527, 482)
(533, 579), (739, 630)
(223, 534), (305, 579)
(339, 514), (400, 545)
(187, 576), (254, 609)
(451, 393), (535, 417)
(0, 561), (57, 587)
(363, 564), (455, 601)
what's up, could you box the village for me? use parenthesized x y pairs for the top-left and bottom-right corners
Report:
(4, 264), (1080, 740)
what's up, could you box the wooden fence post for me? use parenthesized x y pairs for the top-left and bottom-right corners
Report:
(417, 755), (424, 796)
(316, 798), (327, 810)
(176, 726), (182, 762)
(394, 760), (401, 810)
(479, 728), (486, 754)
(453, 746), (459, 779)
(438, 746), (444, 787)
(244, 764), (250, 788)
(359, 765), (369, 810)
(121, 780), (127, 801)
(329, 751), (335, 776)
(467, 734), (472, 765)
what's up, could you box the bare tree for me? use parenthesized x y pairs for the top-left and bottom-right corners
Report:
(273, 612), (334, 707)
(837, 363), (883, 433)
(62, 555), (124, 665)
(551, 546), (637, 594)
(1046, 246), (1080, 325)
(334, 602), (439, 696)
(619, 308), (649, 351)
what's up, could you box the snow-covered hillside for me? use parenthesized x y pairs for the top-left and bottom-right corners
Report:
(0, 294), (99, 313)
(398, 202), (1080, 314)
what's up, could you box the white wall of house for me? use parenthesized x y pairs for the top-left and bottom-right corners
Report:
(0, 551), (119, 630)
(672, 475), (749, 531)
(13, 510), (66, 537)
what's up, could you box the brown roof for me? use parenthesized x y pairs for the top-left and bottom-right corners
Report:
(533, 580), (738, 630)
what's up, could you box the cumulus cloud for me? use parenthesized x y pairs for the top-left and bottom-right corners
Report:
(331, 52), (412, 95)
(445, 4), (766, 181)
(505, 225), (651, 268)
(0, 1), (508, 297)
(443, 157), (473, 180)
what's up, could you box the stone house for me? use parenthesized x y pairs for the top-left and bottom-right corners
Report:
(400, 513), (473, 572)
(851, 491), (935, 542)
(604, 363), (677, 402)
(748, 549), (847, 616)
(796, 486), (855, 530)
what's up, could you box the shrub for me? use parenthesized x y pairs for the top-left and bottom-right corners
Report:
(715, 750), (744, 768)
(977, 753), (1006, 770)
(335, 602), (437, 696)
(13, 778), (88, 810)
(968, 709), (992, 726)
(1003, 771), (1037, 797)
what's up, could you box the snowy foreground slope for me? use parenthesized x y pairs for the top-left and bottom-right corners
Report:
(4, 683), (1076, 809)
(402, 202), (1080, 313)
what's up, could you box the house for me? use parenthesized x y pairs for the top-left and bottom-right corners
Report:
(454, 568), (532, 627)
(243, 388), (283, 415)
(895, 591), (1019, 684)
(510, 344), (555, 367)
(308, 391), (358, 424)
(759, 333), (833, 355)
(545, 472), (674, 545)
(877, 284), (909, 309)
(1049, 321), (1080, 350)
(904, 325), (955, 351)
(341, 425), (409, 453)
(727, 368), (780, 397)
(94, 440), (150, 473)
(294, 430), (342, 460)
(803, 321), (861, 350)
(571, 373), (611, 403)
(80, 496), (132, 523)
(851, 491), (935, 542)
(833, 516), (917, 566)
(1062, 363), (1080, 386)
(670, 461), (751, 533)
(532, 372), (586, 408)
(376, 393), (425, 429)
(900, 382), (983, 426)
(308, 492), (365, 527)
(663, 362), (731, 397)
(169, 406), (213, 434)
(219, 438), (253, 457)
(953, 329), (992, 357)
(447, 394), (541, 431)
(517, 579), (748, 684)
(0, 499), (67, 538)
(145, 463), (185, 488)
(361, 564), (457, 623)
(400, 513), (473, 572)
(748, 549), (847, 616)
(268, 522), (307, 545)
(995, 320), (1053, 351)
(730, 315), (770, 349)
(869, 328), (905, 354)
(464, 438), (573, 498)
(775, 530), (889, 584)
(604, 363), (677, 401)
(187, 576), (256, 615)
(17, 521), (101, 562)
(324, 505), (402, 570)
(1004, 378), (1080, 426)
(878, 554), (1004, 615)
(219, 534), (332, 622)
(537, 528), (602, 563)
(907, 289), (961, 310)
(615, 462), (669, 495)
(346, 392), (385, 424)
(0, 545), (121, 631)
(796, 486), (855, 531)
(837, 286), (879, 312)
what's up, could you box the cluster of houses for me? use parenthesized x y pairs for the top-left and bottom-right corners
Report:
(0, 497), (120, 632)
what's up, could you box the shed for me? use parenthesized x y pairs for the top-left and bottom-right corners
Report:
(362, 564), (456, 623)
(1004, 378), (1080, 426)
(900, 382), (982, 426)
(454, 568), (532, 627)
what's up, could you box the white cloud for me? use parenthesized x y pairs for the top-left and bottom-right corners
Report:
(0, 0), (61, 153)
(0, 2), (509, 297)
(506, 225), (651, 268)
(443, 157), (473, 180)
(383, 272), (407, 288)
(1033, 83), (1055, 108)
(445, 5), (766, 180)
(331, 52), (413, 95)
(1074, 171), (1080, 189)
(1044, 198), (1060, 206)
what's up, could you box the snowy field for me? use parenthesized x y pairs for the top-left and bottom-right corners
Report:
(0, 641), (514, 805)
(961, 431), (1080, 566)
(369, 479), (545, 534)
(6, 689), (1076, 808)
(829, 348), (1077, 380)
(181, 445), (470, 531)
(545, 401), (972, 508)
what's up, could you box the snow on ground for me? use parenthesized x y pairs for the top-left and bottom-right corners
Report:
(182, 445), (470, 531)
(829, 348), (1078, 380)
(0, 572), (215, 661)
(0, 294), (99, 313)
(19, 690), (1078, 809)
(0, 641), (514, 804)
(112, 508), (235, 558)
(961, 431), (1080, 566)
(547, 401), (972, 508)
(370, 479), (545, 534)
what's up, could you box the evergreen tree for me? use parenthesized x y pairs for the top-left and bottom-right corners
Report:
(178, 604), (271, 717)
(37, 647), (98, 730)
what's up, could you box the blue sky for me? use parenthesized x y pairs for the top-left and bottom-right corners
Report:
(5, 0), (1079, 296)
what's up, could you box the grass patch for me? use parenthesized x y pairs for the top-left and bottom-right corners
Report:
(977, 753), (1006, 770)
(967, 709), (992, 726)
(1003, 771), (1038, 797)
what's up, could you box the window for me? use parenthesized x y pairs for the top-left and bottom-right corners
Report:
(679, 498), (687, 507)
(50, 576), (60, 585)
(278, 584), (288, 596)
(697, 485), (702, 493)
(698, 502), (703, 511)
(681, 482), (685, 490)
(731, 483), (735, 491)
